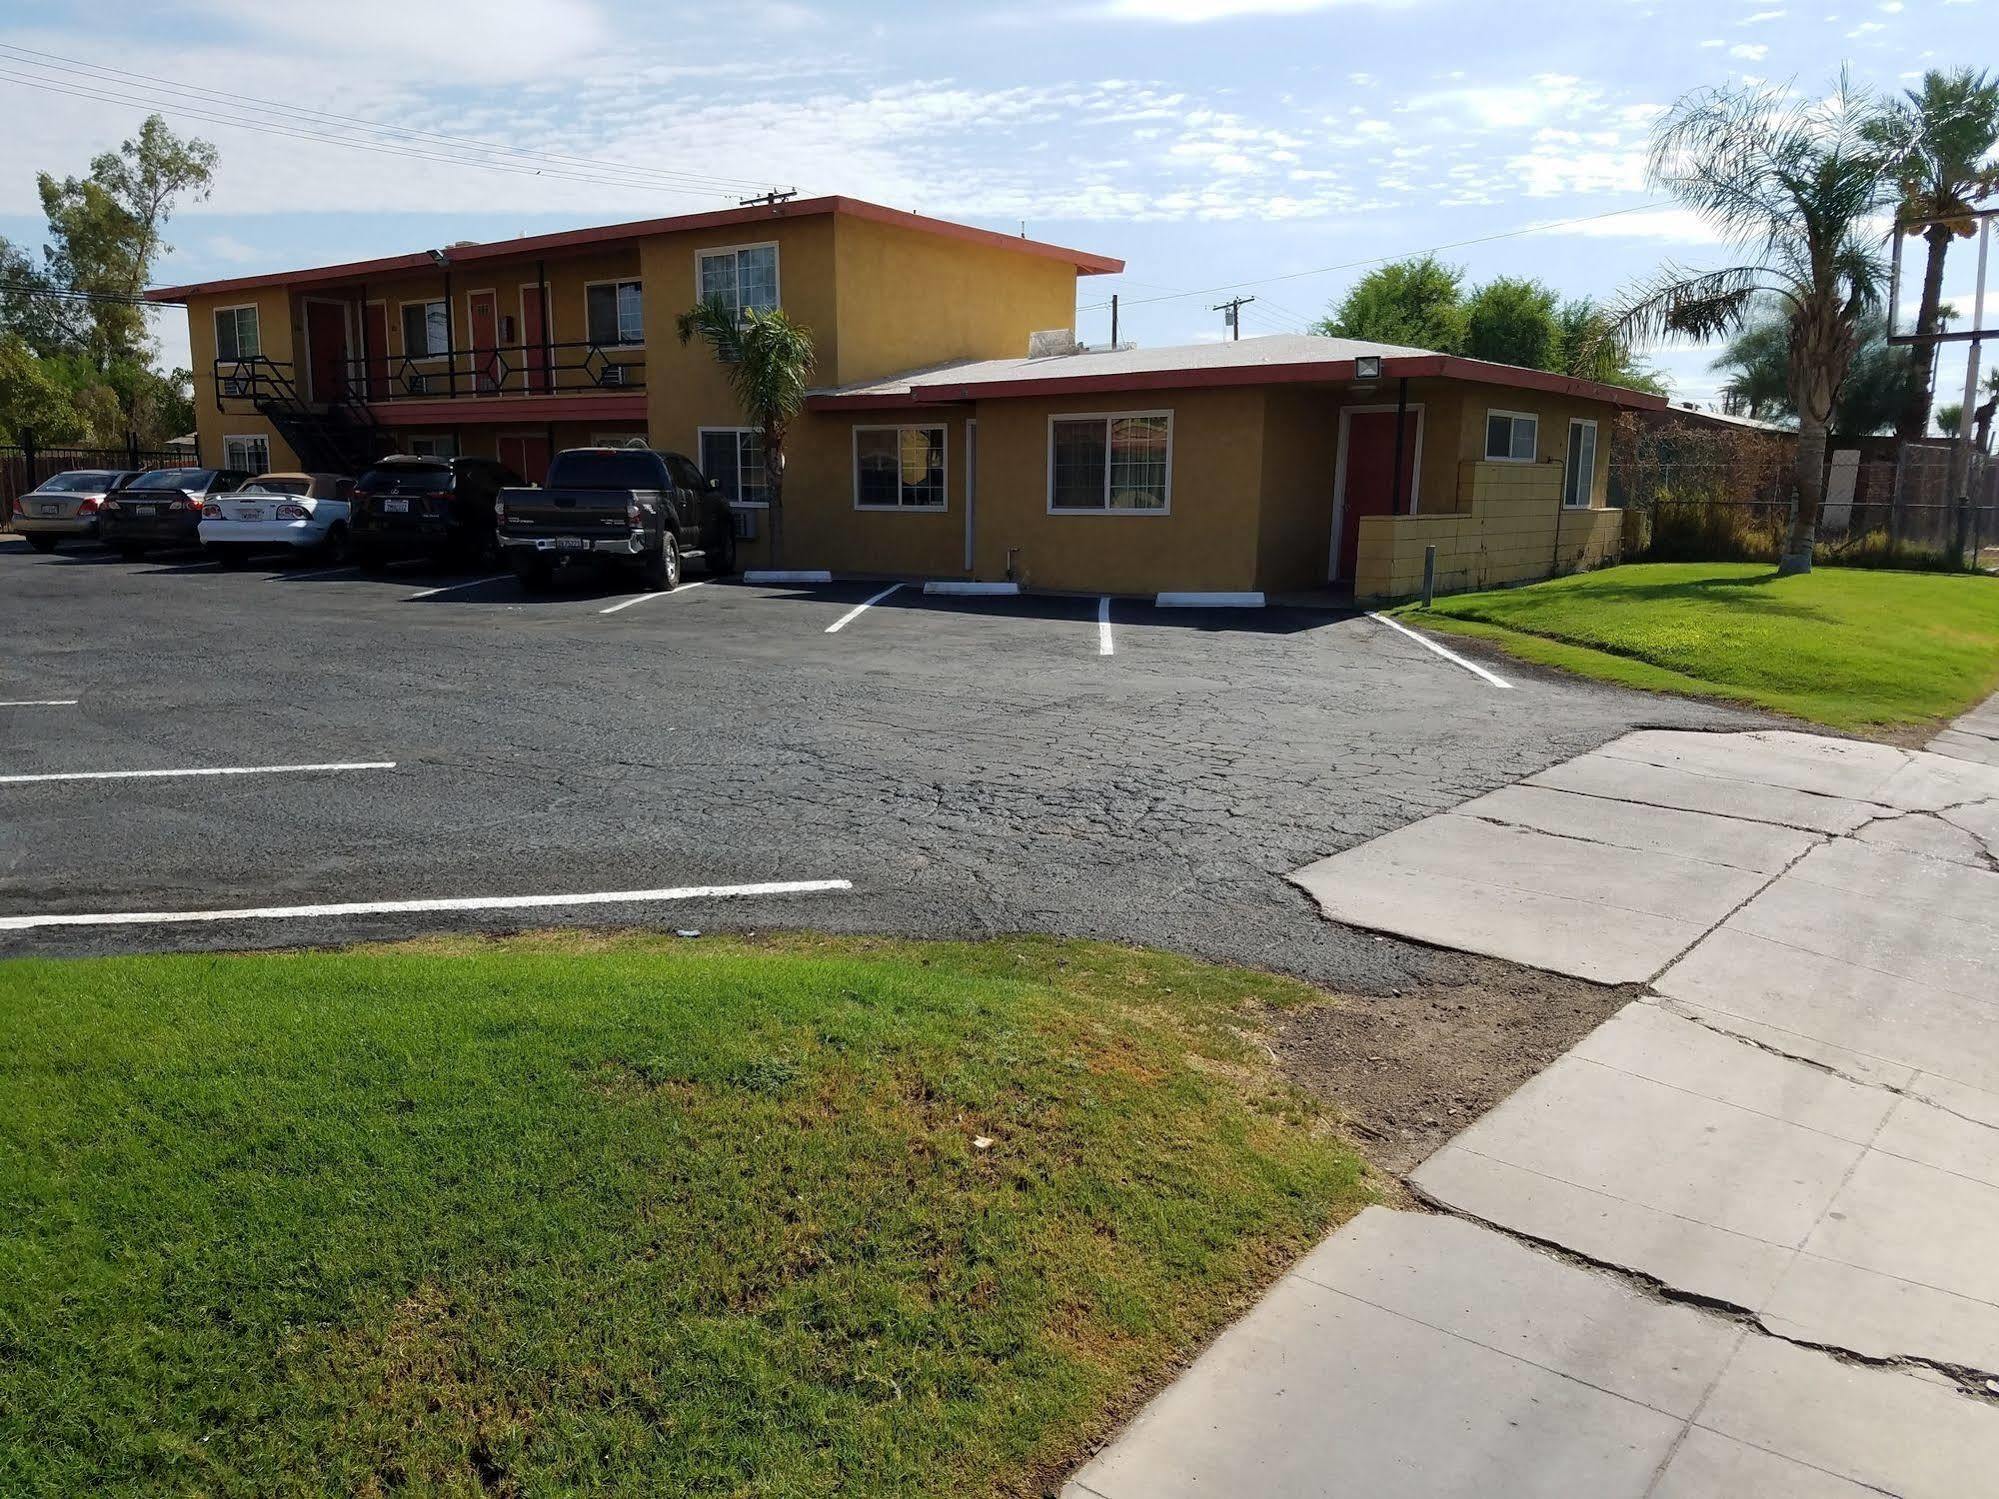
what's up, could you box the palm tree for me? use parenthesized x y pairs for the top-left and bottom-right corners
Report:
(1613, 77), (1892, 574)
(676, 298), (816, 568)
(1865, 69), (1999, 442)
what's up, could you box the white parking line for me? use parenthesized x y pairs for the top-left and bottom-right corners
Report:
(0, 760), (396, 785)
(1368, 611), (1513, 690)
(0, 699), (79, 708)
(407, 574), (512, 600)
(1097, 595), (1114, 657)
(825, 583), (902, 634)
(599, 580), (708, 615)
(0, 877), (854, 932)
(285, 564), (361, 581)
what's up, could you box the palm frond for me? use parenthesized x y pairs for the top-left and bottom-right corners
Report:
(1607, 264), (1789, 346)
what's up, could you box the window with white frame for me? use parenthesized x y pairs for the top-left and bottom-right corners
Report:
(400, 300), (450, 357)
(222, 434), (269, 473)
(853, 426), (945, 510)
(1484, 410), (1539, 463)
(404, 435), (458, 459)
(699, 428), (770, 505)
(586, 280), (644, 346)
(697, 244), (779, 319)
(1049, 413), (1171, 512)
(1563, 418), (1599, 507)
(214, 305), (260, 361)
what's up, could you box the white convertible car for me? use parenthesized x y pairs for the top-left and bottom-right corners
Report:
(199, 472), (356, 567)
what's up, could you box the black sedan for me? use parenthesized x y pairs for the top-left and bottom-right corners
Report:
(98, 468), (256, 559)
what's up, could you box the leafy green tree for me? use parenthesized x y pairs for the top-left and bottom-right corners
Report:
(1312, 255), (1466, 352)
(0, 333), (83, 443)
(0, 236), (86, 355)
(1462, 275), (1561, 369)
(1554, 298), (1668, 394)
(1614, 76), (1892, 574)
(36, 114), (217, 367)
(1937, 401), (1964, 436)
(1865, 68), (1999, 441)
(677, 299), (816, 567)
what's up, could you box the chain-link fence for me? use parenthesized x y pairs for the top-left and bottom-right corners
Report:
(1611, 419), (1998, 572)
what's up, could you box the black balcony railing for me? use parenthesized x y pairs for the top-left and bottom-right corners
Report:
(211, 340), (645, 410)
(341, 339), (645, 402)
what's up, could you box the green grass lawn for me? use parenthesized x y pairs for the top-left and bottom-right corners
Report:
(1403, 562), (1999, 733)
(0, 932), (1369, 1498)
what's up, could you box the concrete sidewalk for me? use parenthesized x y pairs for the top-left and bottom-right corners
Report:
(1931, 689), (1999, 768)
(1068, 727), (1999, 1499)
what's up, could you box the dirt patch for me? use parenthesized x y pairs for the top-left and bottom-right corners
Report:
(1267, 948), (1637, 1175)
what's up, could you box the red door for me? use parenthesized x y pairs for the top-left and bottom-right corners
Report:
(521, 285), (550, 393)
(469, 291), (500, 393)
(1335, 409), (1420, 581)
(362, 302), (389, 399)
(498, 433), (551, 484)
(305, 300), (349, 402)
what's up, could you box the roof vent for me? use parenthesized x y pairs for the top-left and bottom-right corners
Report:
(1028, 328), (1079, 358)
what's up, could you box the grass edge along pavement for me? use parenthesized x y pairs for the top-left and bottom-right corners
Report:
(0, 930), (1373, 1499)
(1396, 560), (1999, 734)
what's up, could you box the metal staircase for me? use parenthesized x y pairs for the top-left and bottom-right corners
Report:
(215, 358), (394, 474)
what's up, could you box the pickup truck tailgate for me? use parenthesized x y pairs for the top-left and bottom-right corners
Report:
(501, 486), (647, 535)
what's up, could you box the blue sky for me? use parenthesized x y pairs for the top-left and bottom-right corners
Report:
(0, 0), (1993, 411)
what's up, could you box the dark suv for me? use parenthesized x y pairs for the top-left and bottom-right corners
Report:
(350, 455), (520, 569)
(99, 468), (255, 558)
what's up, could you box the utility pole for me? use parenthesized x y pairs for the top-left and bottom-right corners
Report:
(738, 189), (799, 209)
(1211, 295), (1256, 341)
(1110, 294), (1119, 350)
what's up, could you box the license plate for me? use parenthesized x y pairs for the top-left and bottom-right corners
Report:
(35, 503), (58, 517)
(235, 508), (263, 521)
(141, 504), (162, 516)
(555, 536), (586, 550)
(383, 497), (409, 514)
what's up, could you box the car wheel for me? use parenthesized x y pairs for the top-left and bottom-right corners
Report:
(641, 534), (679, 591)
(26, 535), (59, 554)
(708, 524), (737, 577)
(318, 523), (349, 565)
(511, 553), (553, 592)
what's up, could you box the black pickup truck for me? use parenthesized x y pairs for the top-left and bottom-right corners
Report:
(496, 447), (736, 591)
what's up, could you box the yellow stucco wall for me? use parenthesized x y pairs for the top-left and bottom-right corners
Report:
(189, 285), (302, 470)
(830, 216), (1081, 384)
(1352, 460), (1623, 603)
(1256, 387), (1340, 591)
(963, 388), (1266, 595)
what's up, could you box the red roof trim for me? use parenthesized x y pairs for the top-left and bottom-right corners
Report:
(806, 353), (1667, 412)
(371, 393), (646, 427)
(146, 196), (1121, 301)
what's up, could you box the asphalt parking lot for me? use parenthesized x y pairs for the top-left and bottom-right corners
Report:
(0, 533), (1754, 984)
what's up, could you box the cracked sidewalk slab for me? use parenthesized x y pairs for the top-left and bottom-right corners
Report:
(1929, 689), (1999, 769)
(1071, 729), (1999, 1497)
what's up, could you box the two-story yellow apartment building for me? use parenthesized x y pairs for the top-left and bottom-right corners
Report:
(150, 195), (1665, 601)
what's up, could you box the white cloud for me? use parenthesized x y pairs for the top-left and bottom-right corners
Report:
(1737, 8), (1785, 23)
(1730, 42), (1769, 60)
(1098, 0), (1386, 18)
(192, 0), (611, 82)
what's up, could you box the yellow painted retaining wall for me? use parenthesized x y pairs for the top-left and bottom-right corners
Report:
(1353, 460), (1623, 602)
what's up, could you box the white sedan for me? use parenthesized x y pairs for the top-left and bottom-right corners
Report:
(199, 472), (356, 567)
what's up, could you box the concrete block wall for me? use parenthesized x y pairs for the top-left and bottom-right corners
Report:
(1353, 461), (1623, 602)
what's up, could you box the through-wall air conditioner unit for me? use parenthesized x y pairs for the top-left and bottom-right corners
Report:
(406, 373), (428, 395)
(600, 364), (630, 387)
(219, 376), (249, 397)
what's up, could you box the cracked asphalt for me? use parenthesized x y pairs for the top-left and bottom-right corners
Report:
(0, 538), (1751, 968)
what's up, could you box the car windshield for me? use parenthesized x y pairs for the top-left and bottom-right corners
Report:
(34, 472), (119, 493)
(546, 451), (665, 489)
(359, 463), (452, 493)
(128, 469), (214, 491)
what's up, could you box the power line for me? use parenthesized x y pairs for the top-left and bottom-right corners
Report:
(0, 45), (787, 200)
(0, 66), (785, 204)
(0, 280), (180, 307)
